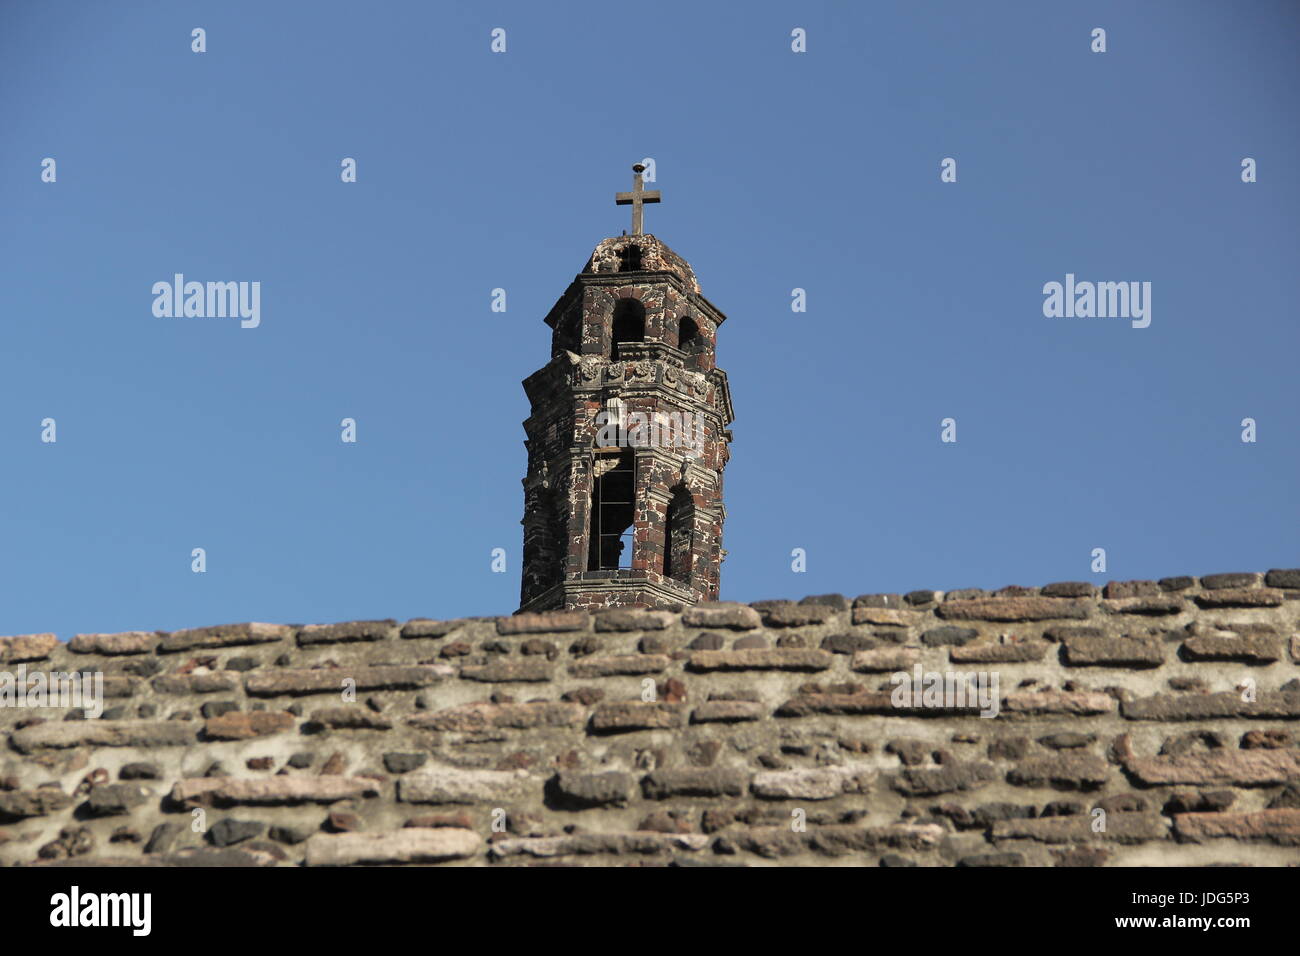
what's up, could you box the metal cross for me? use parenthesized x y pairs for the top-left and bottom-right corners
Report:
(615, 163), (661, 236)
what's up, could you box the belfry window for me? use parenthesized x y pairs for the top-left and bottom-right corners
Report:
(678, 316), (700, 351)
(617, 244), (643, 272)
(610, 299), (645, 361)
(588, 449), (635, 571)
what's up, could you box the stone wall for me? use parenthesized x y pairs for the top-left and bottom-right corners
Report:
(2, 569), (1299, 867)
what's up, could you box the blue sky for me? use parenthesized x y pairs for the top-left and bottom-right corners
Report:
(1, 0), (1296, 638)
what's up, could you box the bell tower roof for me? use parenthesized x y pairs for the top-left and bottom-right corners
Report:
(582, 233), (701, 295)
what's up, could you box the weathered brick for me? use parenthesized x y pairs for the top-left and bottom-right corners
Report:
(1122, 750), (1300, 786)
(204, 711), (295, 740)
(398, 769), (534, 804)
(496, 611), (589, 635)
(1181, 634), (1282, 663)
(305, 828), (481, 865)
(690, 700), (764, 723)
(309, 708), (394, 730)
(762, 603), (838, 627)
(590, 701), (685, 731)
(641, 769), (748, 799)
(1121, 692), (1300, 721)
(777, 692), (980, 718)
(1099, 596), (1185, 615)
(1172, 809), (1300, 846)
(852, 607), (919, 627)
(1041, 582), (1094, 597)
(800, 594), (851, 611)
(1002, 691), (1115, 716)
(750, 823), (945, 858)
(153, 672), (241, 694)
(892, 762), (997, 797)
(992, 813), (1166, 844)
(1193, 588), (1283, 608)
(10, 721), (195, 753)
(921, 626), (978, 647)
(488, 832), (709, 859)
(0, 633), (58, 663)
(40, 846), (282, 867)
(172, 776), (380, 806)
(160, 623), (293, 652)
(409, 700), (585, 731)
(400, 618), (471, 639)
(820, 633), (877, 654)
(245, 665), (452, 696)
(1007, 755), (1110, 790)
(751, 767), (870, 800)
(686, 649), (832, 672)
(460, 659), (553, 682)
(937, 597), (1090, 622)
(949, 641), (1048, 663)
(681, 603), (761, 630)
(1104, 580), (1160, 599)
(850, 648), (919, 671)
(553, 771), (635, 807)
(68, 632), (158, 655)
(593, 609), (674, 632)
(854, 593), (907, 609)
(1060, 635), (1163, 667)
(568, 654), (669, 678)
(1264, 568), (1300, 589)
(296, 620), (398, 646)
(1200, 572), (1260, 590)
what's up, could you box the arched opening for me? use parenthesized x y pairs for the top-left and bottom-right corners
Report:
(678, 316), (700, 352)
(617, 244), (643, 272)
(587, 449), (635, 571)
(663, 485), (694, 582)
(610, 299), (645, 361)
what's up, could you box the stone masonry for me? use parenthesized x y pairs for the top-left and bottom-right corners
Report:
(2, 570), (1299, 866)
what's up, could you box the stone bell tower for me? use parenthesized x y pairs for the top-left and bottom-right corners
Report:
(518, 165), (734, 612)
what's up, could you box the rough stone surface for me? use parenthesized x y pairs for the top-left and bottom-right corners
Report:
(160, 623), (293, 653)
(204, 711), (296, 740)
(2, 569), (1298, 866)
(305, 828), (481, 865)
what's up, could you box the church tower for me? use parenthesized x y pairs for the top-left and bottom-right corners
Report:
(518, 165), (734, 612)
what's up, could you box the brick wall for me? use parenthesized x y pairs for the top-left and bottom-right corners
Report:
(2, 569), (1298, 867)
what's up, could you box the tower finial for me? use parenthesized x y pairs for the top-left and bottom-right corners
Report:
(615, 163), (661, 236)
